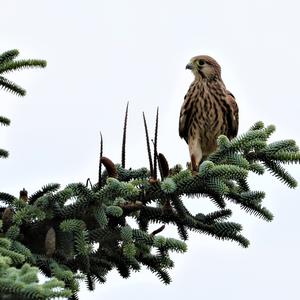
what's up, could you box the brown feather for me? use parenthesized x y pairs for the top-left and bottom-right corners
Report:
(225, 90), (239, 139)
(179, 55), (239, 168)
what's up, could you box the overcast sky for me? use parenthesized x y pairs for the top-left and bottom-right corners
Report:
(1, 1), (300, 299)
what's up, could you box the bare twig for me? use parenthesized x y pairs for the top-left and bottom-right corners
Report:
(153, 107), (159, 179)
(121, 102), (129, 168)
(143, 112), (153, 176)
(98, 132), (103, 189)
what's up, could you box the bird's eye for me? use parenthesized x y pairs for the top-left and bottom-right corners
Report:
(198, 60), (205, 66)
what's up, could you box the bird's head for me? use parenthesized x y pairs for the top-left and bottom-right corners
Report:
(186, 55), (221, 80)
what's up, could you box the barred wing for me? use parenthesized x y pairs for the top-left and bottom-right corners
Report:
(179, 95), (193, 144)
(226, 90), (239, 139)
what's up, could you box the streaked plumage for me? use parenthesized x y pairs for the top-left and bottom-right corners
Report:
(179, 55), (239, 171)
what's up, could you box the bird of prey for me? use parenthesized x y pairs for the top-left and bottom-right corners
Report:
(179, 55), (239, 171)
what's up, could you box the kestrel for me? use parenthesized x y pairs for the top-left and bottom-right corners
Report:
(179, 55), (239, 171)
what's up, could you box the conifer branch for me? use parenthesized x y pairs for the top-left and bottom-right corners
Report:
(0, 148), (9, 159)
(0, 49), (19, 64)
(0, 75), (26, 96)
(0, 116), (10, 126)
(0, 59), (47, 75)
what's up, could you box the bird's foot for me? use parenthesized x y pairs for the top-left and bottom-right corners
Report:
(186, 162), (199, 176)
(191, 154), (199, 175)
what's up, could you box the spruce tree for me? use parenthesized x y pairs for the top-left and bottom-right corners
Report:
(1, 49), (299, 300)
(0, 49), (71, 299)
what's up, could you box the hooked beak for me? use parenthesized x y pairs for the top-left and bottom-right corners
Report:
(185, 63), (194, 70)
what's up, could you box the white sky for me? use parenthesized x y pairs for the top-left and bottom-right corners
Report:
(1, 1), (300, 299)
